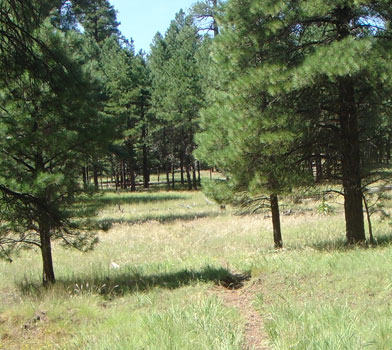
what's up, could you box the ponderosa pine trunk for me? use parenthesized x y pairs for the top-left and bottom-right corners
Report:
(336, 8), (366, 244)
(339, 77), (365, 243)
(180, 155), (185, 185)
(82, 166), (88, 188)
(166, 170), (170, 188)
(129, 164), (136, 192)
(172, 161), (175, 189)
(142, 123), (149, 188)
(39, 214), (55, 285)
(270, 193), (283, 249)
(197, 161), (201, 186)
(93, 164), (99, 190)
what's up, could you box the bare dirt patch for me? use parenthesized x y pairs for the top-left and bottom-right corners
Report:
(211, 278), (269, 350)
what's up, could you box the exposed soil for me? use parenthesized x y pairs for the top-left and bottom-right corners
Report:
(211, 278), (269, 350)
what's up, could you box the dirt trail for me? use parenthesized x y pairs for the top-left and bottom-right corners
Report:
(211, 280), (269, 350)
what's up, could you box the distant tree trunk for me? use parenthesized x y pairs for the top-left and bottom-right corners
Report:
(270, 193), (283, 249)
(142, 123), (149, 189)
(315, 154), (323, 182)
(129, 162), (136, 192)
(324, 153), (332, 179)
(115, 167), (120, 190)
(180, 155), (185, 185)
(192, 162), (198, 190)
(82, 166), (88, 187)
(197, 161), (201, 186)
(93, 164), (99, 190)
(171, 161), (175, 189)
(39, 214), (55, 285)
(166, 169), (170, 188)
(386, 137), (391, 164)
(120, 162), (125, 189)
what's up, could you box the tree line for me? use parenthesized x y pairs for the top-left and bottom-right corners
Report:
(1, 0), (392, 284)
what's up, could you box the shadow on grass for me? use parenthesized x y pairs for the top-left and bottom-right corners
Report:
(97, 212), (222, 227)
(305, 233), (392, 252)
(17, 266), (236, 299)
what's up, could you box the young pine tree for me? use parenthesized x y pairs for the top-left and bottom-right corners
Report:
(0, 1), (110, 284)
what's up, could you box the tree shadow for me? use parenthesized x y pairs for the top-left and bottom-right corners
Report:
(97, 212), (222, 227)
(305, 233), (392, 252)
(17, 265), (241, 299)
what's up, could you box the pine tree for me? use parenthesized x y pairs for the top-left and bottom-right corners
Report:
(191, 0), (221, 37)
(0, 0), (110, 284)
(149, 11), (204, 189)
(72, 0), (119, 43)
(198, 0), (392, 244)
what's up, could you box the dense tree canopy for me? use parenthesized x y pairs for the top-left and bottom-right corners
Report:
(196, 0), (392, 245)
(149, 10), (205, 189)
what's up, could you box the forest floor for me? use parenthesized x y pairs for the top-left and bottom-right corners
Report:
(1, 188), (392, 349)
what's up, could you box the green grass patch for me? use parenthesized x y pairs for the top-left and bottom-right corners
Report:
(1, 189), (392, 349)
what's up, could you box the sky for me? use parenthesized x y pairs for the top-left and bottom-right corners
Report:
(110, 0), (197, 53)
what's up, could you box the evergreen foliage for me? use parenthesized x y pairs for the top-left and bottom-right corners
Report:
(0, 0), (110, 284)
(196, 0), (392, 244)
(149, 10), (204, 189)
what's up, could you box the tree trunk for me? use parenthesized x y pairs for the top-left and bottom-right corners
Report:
(166, 170), (170, 188)
(315, 154), (323, 182)
(192, 162), (198, 190)
(336, 9), (366, 244)
(212, 0), (219, 37)
(142, 123), (149, 189)
(197, 161), (201, 186)
(180, 155), (185, 185)
(270, 193), (283, 249)
(39, 216), (55, 285)
(129, 163), (136, 192)
(171, 161), (175, 189)
(93, 164), (99, 190)
(82, 166), (88, 188)
(338, 77), (366, 244)
(115, 168), (120, 191)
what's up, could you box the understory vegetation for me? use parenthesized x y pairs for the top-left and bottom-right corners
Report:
(1, 189), (392, 349)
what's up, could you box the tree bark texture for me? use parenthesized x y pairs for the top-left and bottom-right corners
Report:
(141, 122), (149, 188)
(39, 215), (55, 285)
(93, 164), (99, 190)
(270, 193), (283, 249)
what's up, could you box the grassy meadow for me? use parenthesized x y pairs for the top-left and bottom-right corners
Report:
(1, 188), (392, 349)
